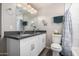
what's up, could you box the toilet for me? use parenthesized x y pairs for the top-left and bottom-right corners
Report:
(51, 34), (62, 56)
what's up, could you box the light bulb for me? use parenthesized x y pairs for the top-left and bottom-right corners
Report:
(23, 7), (27, 10)
(17, 4), (22, 8)
(27, 4), (32, 9)
(34, 10), (37, 13)
(30, 11), (34, 14)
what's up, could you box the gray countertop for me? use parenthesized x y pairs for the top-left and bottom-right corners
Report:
(4, 31), (46, 40)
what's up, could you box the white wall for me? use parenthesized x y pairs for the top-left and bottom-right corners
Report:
(2, 3), (16, 31)
(1, 3), (16, 37)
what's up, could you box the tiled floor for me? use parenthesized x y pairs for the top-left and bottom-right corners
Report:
(0, 48), (63, 56)
(39, 48), (52, 56)
(39, 48), (64, 56)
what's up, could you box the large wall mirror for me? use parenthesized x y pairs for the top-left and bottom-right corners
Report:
(16, 3), (38, 31)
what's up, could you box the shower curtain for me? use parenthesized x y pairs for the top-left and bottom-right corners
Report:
(61, 4), (73, 56)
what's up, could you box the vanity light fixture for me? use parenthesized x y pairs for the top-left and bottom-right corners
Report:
(23, 6), (27, 10)
(16, 3), (38, 15)
(17, 3), (22, 8)
(26, 4), (32, 9)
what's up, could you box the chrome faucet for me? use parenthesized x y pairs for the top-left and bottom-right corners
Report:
(33, 26), (37, 34)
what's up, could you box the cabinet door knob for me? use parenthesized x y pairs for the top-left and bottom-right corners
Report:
(42, 38), (44, 43)
(31, 44), (35, 51)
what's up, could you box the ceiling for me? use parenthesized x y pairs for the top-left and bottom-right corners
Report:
(30, 3), (64, 10)
(30, 3), (65, 16)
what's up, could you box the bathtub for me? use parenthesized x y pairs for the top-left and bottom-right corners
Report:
(72, 47), (79, 56)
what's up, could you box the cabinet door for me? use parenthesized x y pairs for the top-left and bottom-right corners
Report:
(38, 34), (46, 52)
(30, 37), (38, 56)
(38, 35), (43, 51)
(20, 37), (38, 56)
(37, 34), (44, 54)
(20, 38), (31, 56)
(2, 4), (17, 31)
(42, 34), (46, 48)
(20, 37), (36, 56)
(33, 35), (41, 55)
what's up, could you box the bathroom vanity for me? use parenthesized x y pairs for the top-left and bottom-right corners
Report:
(5, 31), (46, 56)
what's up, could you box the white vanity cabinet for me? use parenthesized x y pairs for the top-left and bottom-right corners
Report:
(20, 33), (46, 56)
(7, 33), (46, 56)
